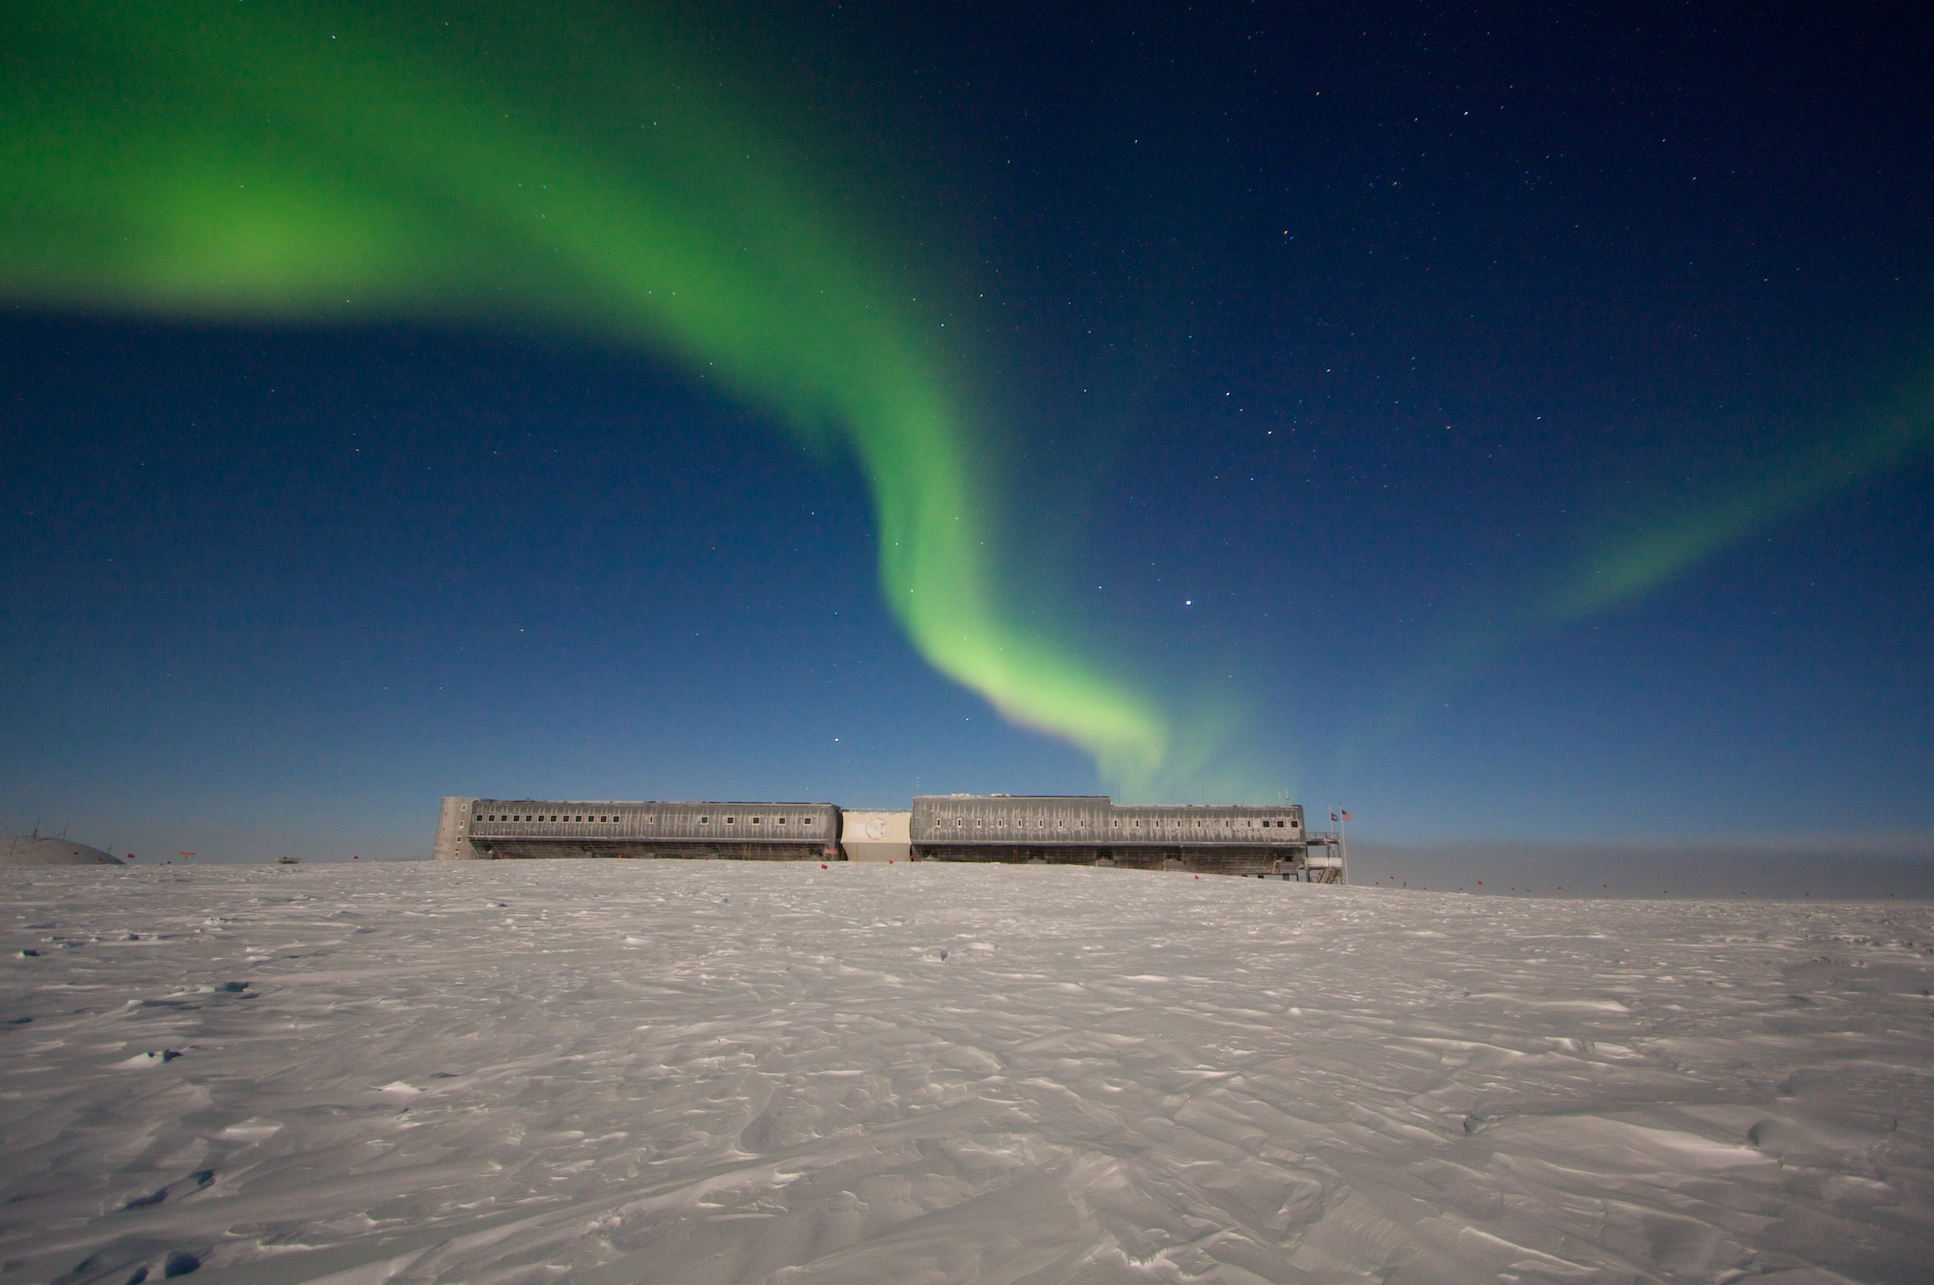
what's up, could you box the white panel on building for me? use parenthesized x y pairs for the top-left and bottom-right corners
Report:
(839, 811), (910, 863)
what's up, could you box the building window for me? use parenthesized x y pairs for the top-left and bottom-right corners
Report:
(700, 817), (710, 824)
(726, 816), (736, 824)
(751, 817), (761, 824)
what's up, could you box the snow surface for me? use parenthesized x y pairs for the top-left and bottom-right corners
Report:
(4, 863), (1932, 1284)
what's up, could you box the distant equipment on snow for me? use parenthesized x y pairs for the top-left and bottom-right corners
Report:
(433, 795), (1345, 881)
(0, 836), (124, 866)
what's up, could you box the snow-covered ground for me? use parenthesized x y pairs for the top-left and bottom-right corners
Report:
(4, 863), (1931, 1284)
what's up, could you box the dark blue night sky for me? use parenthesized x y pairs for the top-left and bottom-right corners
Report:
(3, 2), (1929, 866)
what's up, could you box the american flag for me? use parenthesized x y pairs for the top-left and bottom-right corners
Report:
(1341, 810), (1352, 821)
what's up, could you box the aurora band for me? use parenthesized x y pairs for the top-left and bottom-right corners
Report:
(1547, 377), (1934, 621)
(0, 3), (1170, 784)
(1356, 371), (1934, 757)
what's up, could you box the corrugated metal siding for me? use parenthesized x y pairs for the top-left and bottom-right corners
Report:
(911, 796), (1303, 846)
(468, 801), (838, 847)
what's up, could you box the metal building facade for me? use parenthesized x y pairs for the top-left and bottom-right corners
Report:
(440, 799), (841, 860)
(431, 795), (1339, 879)
(910, 795), (1307, 875)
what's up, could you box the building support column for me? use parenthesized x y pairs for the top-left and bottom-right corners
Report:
(432, 797), (480, 861)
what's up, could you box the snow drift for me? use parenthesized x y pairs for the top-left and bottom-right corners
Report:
(3, 863), (1930, 1283)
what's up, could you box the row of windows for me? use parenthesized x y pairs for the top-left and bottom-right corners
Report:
(479, 813), (620, 823)
(932, 816), (1295, 830)
(476, 812), (813, 826)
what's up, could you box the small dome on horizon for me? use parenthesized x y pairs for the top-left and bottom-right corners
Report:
(0, 836), (124, 866)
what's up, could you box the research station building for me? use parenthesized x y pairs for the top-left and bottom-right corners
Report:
(434, 798), (841, 863)
(435, 794), (1342, 879)
(911, 795), (1311, 875)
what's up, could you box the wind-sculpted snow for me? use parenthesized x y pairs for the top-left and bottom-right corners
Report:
(4, 866), (1932, 1283)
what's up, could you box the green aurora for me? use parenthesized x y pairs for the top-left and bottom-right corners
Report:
(0, 3), (1171, 785)
(9, 5), (1922, 798)
(1548, 376), (1934, 623)
(1351, 372), (1934, 760)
